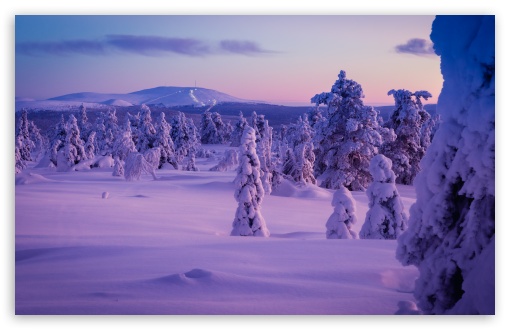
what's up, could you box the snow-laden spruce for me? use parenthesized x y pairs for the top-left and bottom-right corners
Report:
(359, 154), (407, 239)
(281, 115), (316, 185)
(230, 112), (248, 147)
(396, 15), (495, 315)
(60, 114), (88, 170)
(112, 156), (124, 177)
(154, 112), (178, 169)
(311, 70), (384, 191)
(170, 112), (201, 164)
(231, 127), (270, 237)
(381, 89), (432, 185)
(251, 112), (274, 194)
(325, 186), (358, 239)
(112, 117), (137, 162)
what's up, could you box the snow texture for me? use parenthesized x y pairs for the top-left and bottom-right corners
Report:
(396, 15), (495, 315)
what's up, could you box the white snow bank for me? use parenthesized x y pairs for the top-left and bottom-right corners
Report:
(15, 172), (54, 185)
(272, 179), (333, 199)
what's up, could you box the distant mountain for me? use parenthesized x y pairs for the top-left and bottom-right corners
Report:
(15, 86), (261, 111)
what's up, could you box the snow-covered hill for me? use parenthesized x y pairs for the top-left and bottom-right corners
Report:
(15, 86), (261, 111)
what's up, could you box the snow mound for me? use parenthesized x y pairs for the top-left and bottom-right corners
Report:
(152, 268), (233, 286)
(272, 179), (332, 199)
(395, 301), (421, 315)
(15, 172), (54, 185)
(102, 99), (133, 106)
(379, 268), (418, 293)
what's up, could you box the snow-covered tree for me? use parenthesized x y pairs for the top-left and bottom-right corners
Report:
(112, 156), (124, 177)
(420, 112), (441, 150)
(325, 186), (358, 239)
(359, 154), (407, 239)
(230, 112), (248, 147)
(28, 120), (46, 156)
(381, 89), (432, 185)
(15, 135), (26, 173)
(312, 70), (384, 191)
(137, 104), (156, 152)
(281, 116), (316, 185)
(251, 112), (274, 194)
(78, 104), (91, 140)
(182, 149), (199, 171)
(396, 16), (495, 315)
(16, 108), (35, 162)
(154, 112), (178, 169)
(170, 112), (201, 163)
(231, 126), (270, 237)
(124, 151), (157, 181)
(200, 110), (223, 144)
(84, 131), (96, 160)
(209, 149), (238, 172)
(112, 117), (137, 161)
(61, 114), (88, 169)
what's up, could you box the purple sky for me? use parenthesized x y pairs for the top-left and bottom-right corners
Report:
(16, 15), (442, 106)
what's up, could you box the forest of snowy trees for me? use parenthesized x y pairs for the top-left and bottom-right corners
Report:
(14, 15), (494, 315)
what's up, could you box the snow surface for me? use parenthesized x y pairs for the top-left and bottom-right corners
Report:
(15, 144), (420, 315)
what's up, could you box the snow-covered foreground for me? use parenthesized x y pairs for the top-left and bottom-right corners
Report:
(15, 146), (419, 315)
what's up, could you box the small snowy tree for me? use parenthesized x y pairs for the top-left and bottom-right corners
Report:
(231, 126), (270, 237)
(359, 154), (408, 239)
(325, 186), (358, 239)
(124, 151), (157, 181)
(396, 15), (495, 315)
(381, 89), (432, 185)
(112, 156), (124, 177)
(78, 104), (91, 140)
(312, 70), (384, 191)
(209, 149), (239, 171)
(112, 117), (137, 161)
(182, 149), (199, 171)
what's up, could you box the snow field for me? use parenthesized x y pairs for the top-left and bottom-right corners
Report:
(16, 145), (419, 314)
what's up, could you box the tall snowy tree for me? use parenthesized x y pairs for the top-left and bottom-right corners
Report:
(137, 104), (156, 153)
(170, 112), (201, 164)
(78, 104), (91, 140)
(230, 112), (248, 147)
(84, 131), (96, 160)
(60, 114), (88, 169)
(325, 186), (358, 239)
(15, 135), (26, 173)
(359, 154), (407, 239)
(251, 112), (274, 194)
(231, 127), (270, 237)
(381, 89), (432, 185)
(312, 70), (384, 191)
(154, 112), (178, 169)
(396, 15), (495, 315)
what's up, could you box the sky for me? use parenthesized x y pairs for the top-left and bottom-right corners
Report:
(15, 15), (442, 106)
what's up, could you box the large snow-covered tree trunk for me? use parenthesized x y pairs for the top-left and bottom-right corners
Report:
(231, 127), (270, 237)
(396, 15), (495, 315)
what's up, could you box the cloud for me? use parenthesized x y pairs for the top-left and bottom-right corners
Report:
(105, 35), (211, 56)
(219, 40), (275, 55)
(16, 35), (278, 58)
(395, 38), (435, 56)
(16, 40), (106, 56)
